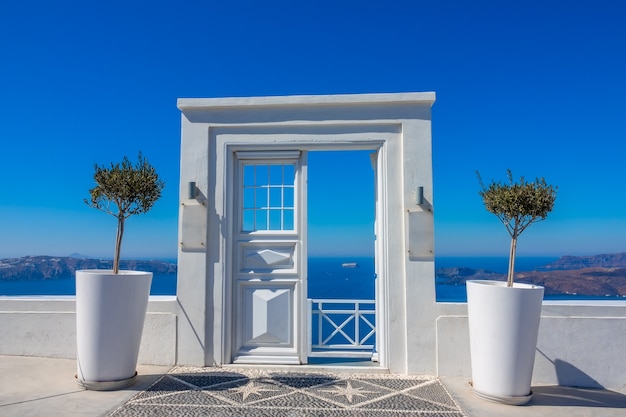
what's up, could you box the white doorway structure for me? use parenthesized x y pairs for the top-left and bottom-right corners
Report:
(176, 92), (437, 374)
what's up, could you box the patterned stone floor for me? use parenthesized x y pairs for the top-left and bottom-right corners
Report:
(109, 367), (466, 416)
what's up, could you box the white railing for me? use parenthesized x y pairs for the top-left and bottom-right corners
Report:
(308, 299), (376, 358)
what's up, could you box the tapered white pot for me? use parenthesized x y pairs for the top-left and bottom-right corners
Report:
(76, 270), (152, 390)
(466, 280), (544, 405)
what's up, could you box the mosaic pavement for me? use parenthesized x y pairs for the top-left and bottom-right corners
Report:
(109, 367), (466, 416)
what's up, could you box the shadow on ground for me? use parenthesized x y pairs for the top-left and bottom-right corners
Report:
(531, 385), (626, 409)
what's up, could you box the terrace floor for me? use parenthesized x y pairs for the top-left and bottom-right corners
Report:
(1, 355), (625, 417)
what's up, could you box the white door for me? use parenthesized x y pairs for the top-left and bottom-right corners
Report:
(232, 151), (307, 364)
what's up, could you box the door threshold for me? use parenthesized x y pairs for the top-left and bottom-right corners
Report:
(221, 360), (388, 374)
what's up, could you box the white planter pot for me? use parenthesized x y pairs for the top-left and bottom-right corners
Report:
(76, 270), (152, 390)
(466, 280), (544, 405)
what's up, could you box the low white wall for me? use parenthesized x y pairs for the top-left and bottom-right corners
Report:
(2, 295), (624, 390)
(0, 296), (178, 366)
(436, 301), (626, 390)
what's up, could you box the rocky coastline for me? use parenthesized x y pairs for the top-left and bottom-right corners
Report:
(436, 253), (626, 297)
(0, 255), (176, 281)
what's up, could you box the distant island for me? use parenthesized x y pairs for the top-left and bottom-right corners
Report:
(0, 256), (177, 281)
(436, 253), (626, 297)
(3, 253), (626, 298)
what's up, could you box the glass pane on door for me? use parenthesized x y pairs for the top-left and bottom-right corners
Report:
(241, 163), (296, 232)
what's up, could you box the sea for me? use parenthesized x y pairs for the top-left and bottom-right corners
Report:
(435, 256), (556, 302)
(0, 257), (375, 298)
(0, 256), (622, 302)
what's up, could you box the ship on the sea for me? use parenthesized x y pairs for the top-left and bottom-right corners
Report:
(342, 262), (359, 268)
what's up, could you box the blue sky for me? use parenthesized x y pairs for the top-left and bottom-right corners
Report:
(1, 0), (625, 259)
(308, 151), (376, 257)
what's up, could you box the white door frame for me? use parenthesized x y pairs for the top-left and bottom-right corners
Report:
(221, 138), (390, 368)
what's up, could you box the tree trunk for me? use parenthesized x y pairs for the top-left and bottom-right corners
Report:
(507, 236), (517, 287)
(114, 216), (124, 274)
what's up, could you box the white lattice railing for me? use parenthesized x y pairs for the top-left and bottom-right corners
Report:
(308, 299), (376, 358)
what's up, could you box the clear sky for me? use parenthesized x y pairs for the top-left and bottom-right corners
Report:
(308, 151), (376, 257)
(1, 0), (625, 259)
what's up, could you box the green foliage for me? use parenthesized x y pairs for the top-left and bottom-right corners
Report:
(86, 153), (164, 219)
(477, 169), (556, 239)
(477, 169), (557, 287)
(85, 153), (165, 273)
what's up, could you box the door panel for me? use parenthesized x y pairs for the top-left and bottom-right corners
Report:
(232, 151), (306, 364)
(241, 285), (292, 344)
(240, 243), (297, 271)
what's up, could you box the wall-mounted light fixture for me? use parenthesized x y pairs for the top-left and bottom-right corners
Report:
(416, 186), (424, 205)
(188, 181), (197, 199)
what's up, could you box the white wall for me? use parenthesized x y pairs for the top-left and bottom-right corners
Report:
(0, 297), (177, 366)
(2, 296), (624, 389)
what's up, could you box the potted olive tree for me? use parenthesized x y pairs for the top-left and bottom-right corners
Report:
(76, 153), (164, 390)
(467, 170), (556, 405)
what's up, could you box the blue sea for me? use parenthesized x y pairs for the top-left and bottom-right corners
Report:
(0, 257), (375, 299)
(435, 256), (626, 302)
(0, 256), (623, 302)
(308, 257), (375, 300)
(0, 273), (178, 296)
